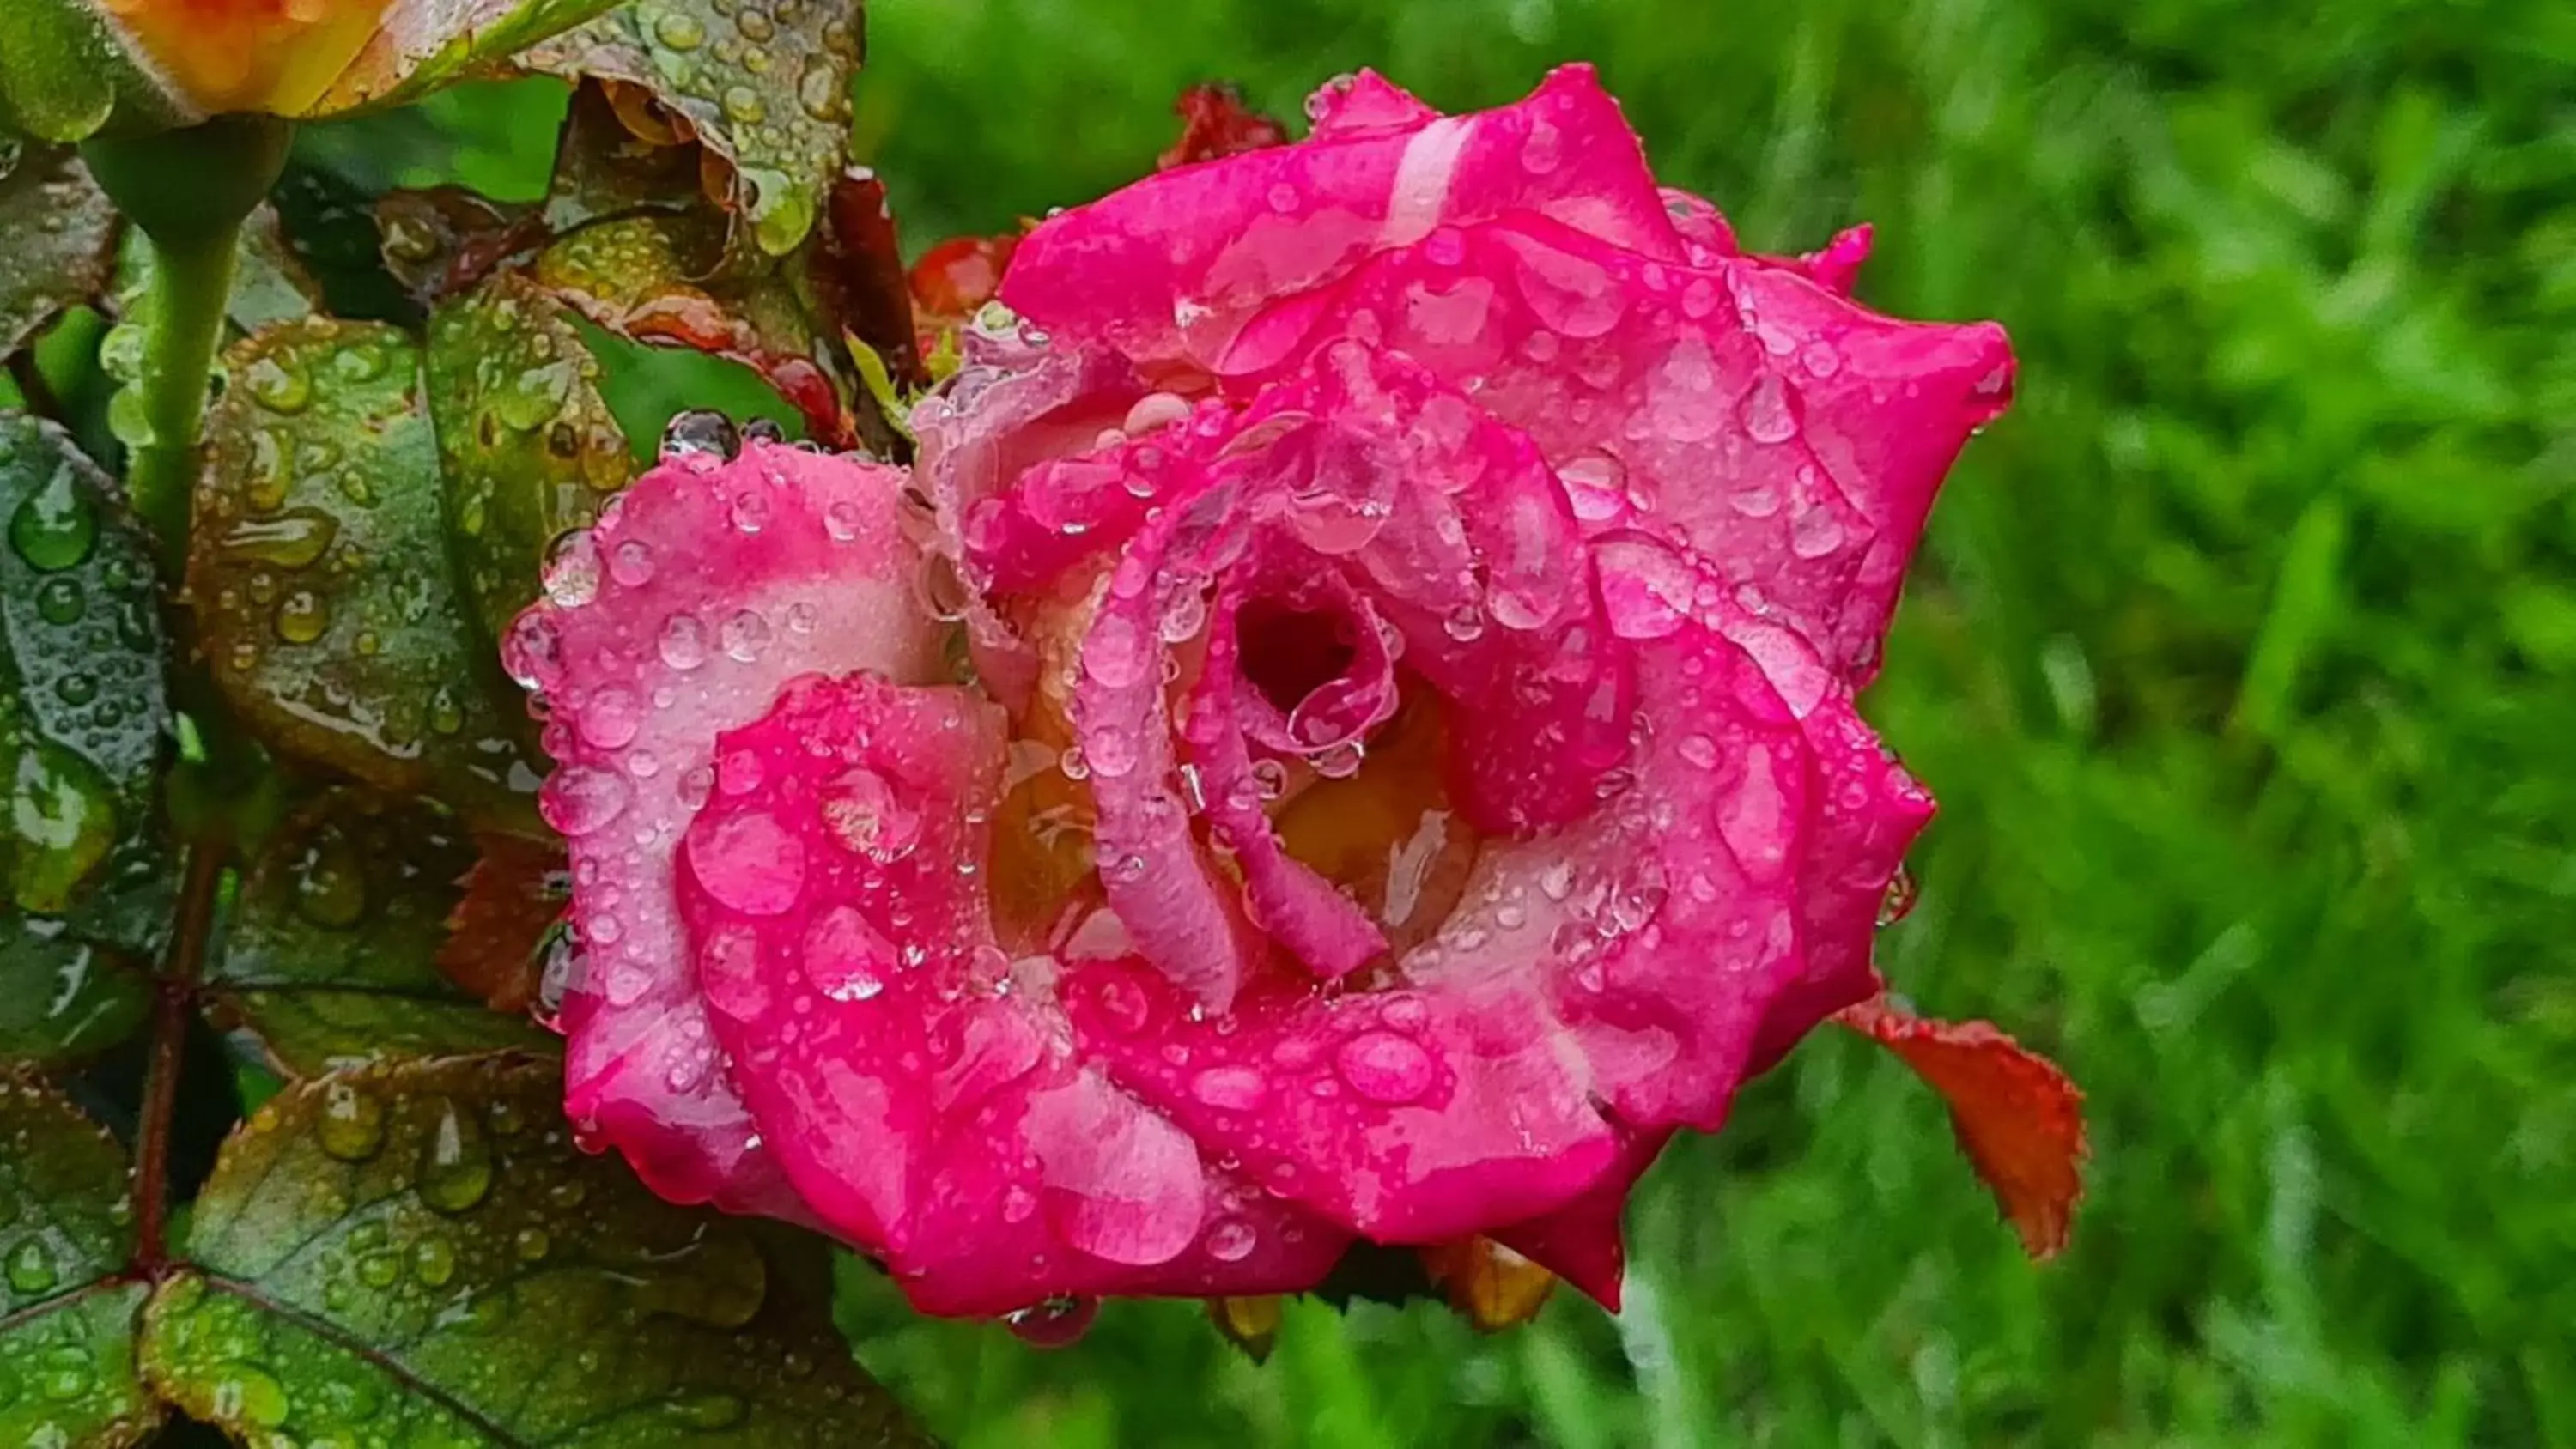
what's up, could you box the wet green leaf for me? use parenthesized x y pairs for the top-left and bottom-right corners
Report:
(424, 271), (632, 653)
(536, 209), (847, 444)
(1, 415), (171, 1064)
(0, 1070), (161, 1447)
(541, 82), (709, 238)
(517, 0), (866, 256)
(209, 788), (550, 1077)
(142, 1054), (932, 1447)
(0, 0), (184, 143)
(0, 148), (118, 364)
(313, 0), (629, 116)
(191, 320), (544, 836)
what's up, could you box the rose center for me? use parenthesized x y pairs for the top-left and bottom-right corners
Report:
(1236, 597), (1358, 719)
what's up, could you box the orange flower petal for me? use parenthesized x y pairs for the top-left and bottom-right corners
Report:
(101, 0), (392, 115)
(1838, 996), (2087, 1257)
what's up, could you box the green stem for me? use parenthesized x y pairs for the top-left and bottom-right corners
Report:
(125, 232), (240, 568)
(82, 112), (293, 571)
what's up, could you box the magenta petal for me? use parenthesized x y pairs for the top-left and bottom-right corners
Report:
(1001, 64), (1680, 373)
(1066, 962), (1623, 1244)
(691, 675), (1349, 1314)
(1492, 1130), (1667, 1308)
(507, 441), (945, 1217)
(1188, 556), (1388, 981)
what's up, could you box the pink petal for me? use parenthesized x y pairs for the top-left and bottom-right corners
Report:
(504, 440), (945, 1216)
(1491, 1129), (1668, 1308)
(1001, 64), (1682, 373)
(690, 674), (1349, 1314)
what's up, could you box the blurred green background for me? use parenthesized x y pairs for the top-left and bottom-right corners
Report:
(349, 0), (2576, 1443)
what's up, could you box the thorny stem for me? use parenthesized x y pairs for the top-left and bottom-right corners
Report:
(134, 840), (225, 1273)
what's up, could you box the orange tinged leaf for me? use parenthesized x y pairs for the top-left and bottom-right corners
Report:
(437, 834), (568, 1014)
(1421, 1236), (1558, 1331)
(1837, 996), (2087, 1257)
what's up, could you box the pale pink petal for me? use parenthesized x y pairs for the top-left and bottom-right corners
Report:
(503, 441), (946, 1216)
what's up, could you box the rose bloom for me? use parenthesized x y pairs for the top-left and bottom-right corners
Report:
(94, 0), (392, 114)
(511, 67), (2028, 1320)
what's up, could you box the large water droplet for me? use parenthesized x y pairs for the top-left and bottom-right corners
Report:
(819, 767), (921, 863)
(689, 809), (806, 916)
(660, 410), (739, 461)
(9, 463), (97, 572)
(205, 1362), (291, 1428)
(317, 1082), (387, 1161)
(1335, 1030), (1434, 1105)
(4, 1239), (58, 1294)
(8, 741), (116, 914)
(1004, 1294), (1099, 1349)
(417, 1097), (495, 1213)
(539, 766), (630, 837)
(804, 906), (894, 1003)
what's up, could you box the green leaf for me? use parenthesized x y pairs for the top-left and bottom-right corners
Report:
(142, 1054), (932, 1447)
(0, 1070), (161, 1447)
(535, 210), (848, 444)
(1, 415), (170, 1064)
(314, 0), (631, 117)
(0, 148), (118, 364)
(424, 270), (632, 653)
(516, 0), (866, 256)
(0, 0), (184, 143)
(208, 787), (550, 1076)
(191, 321), (544, 836)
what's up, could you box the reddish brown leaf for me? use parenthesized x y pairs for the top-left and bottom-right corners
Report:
(817, 167), (927, 392)
(1157, 83), (1290, 171)
(1420, 1236), (1558, 1331)
(1837, 996), (2087, 1257)
(438, 835), (569, 1014)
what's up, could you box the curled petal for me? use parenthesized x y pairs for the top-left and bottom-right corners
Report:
(508, 440), (943, 1216)
(689, 674), (1350, 1313)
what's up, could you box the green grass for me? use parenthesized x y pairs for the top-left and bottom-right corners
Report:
(826, 0), (2576, 1444)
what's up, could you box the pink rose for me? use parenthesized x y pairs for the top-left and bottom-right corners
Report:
(511, 65), (2038, 1323)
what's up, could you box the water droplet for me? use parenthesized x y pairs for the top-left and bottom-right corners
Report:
(1336, 1031), (1435, 1105)
(411, 1235), (457, 1287)
(1877, 864), (1918, 927)
(1741, 373), (1800, 445)
(205, 1362), (291, 1428)
(218, 507), (338, 569)
(315, 1081), (387, 1165)
(1191, 1065), (1267, 1112)
(720, 609), (771, 662)
(653, 9), (707, 48)
(5, 1239), (58, 1294)
(804, 906), (894, 1003)
(798, 56), (848, 121)
(1205, 1218), (1259, 1262)
(243, 354), (313, 414)
(539, 766), (630, 837)
(819, 767), (921, 863)
(659, 611), (708, 670)
(1555, 451), (1628, 522)
(417, 1098), (495, 1213)
(7, 741), (116, 914)
(9, 464), (97, 572)
(274, 589), (329, 645)
(1005, 1294), (1099, 1349)
(721, 84), (768, 125)
(660, 410), (739, 461)
(33, 576), (82, 625)
(689, 809), (806, 916)
(664, 1390), (749, 1429)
